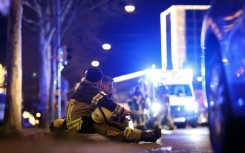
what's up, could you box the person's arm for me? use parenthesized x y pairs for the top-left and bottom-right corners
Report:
(94, 91), (132, 117)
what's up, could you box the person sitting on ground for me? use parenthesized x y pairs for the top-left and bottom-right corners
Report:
(100, 75), (132, 129)
(49, 76), (115, 132)
(65, 67), (161, 143)
(101, 75), (114, 98)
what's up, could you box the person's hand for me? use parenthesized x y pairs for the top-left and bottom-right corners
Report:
(122, 109), (133, 117)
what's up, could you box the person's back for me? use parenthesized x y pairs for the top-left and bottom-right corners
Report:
(66, 67), (105, 133)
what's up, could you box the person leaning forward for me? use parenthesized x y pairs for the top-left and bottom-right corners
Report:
(100, 75), (131, 131)
(65, 67), (161, 143)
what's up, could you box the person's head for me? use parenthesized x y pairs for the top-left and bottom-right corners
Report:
(133, 86), (142, 96)
(157, 85), (169, 99)
(85, 67), (104, 86)
(101, 75), (114, 94)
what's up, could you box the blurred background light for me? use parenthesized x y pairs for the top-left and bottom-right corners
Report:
(36, 112), (41, 117)
(91, 60), (100, 67)
(151, 64), (156, 69)
(102, 43), (111, 50)
(125, 4), (135, 13)
(197, 76), (203, 82)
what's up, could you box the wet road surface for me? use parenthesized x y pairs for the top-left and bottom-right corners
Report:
(0, 126), (213, 153)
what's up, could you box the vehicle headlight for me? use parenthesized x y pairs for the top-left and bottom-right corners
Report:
(151, 102), (161, 117)
(151, 102), (161, 112)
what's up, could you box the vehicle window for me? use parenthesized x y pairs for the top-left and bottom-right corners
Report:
(168, 84), (192, 96)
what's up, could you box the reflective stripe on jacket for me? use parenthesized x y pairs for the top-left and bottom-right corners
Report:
(66, 80), (125, 131)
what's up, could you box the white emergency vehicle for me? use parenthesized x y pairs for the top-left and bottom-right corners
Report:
(113, 68), (203, 128)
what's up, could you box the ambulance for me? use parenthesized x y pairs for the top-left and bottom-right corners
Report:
(112, 68), (203, 128)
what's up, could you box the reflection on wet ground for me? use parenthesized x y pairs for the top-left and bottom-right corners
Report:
(148, 127), (213, 153)
(152, 146), (172, 152)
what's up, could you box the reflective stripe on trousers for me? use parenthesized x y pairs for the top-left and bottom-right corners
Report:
(93, 122), (142, 142)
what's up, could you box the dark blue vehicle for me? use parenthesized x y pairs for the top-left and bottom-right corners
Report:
(201, 0), (245, 152)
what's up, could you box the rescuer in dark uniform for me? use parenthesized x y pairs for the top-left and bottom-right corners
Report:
(154, 85), (176, 130)
(128, 86), (148, 130)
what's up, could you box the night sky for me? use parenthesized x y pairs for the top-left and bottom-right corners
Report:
(0, 0), (211, 88)
(98, 0), (211, 77)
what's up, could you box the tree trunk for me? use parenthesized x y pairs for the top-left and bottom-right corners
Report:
(38, 27), (51, 128)
(49, 42), (57, 123)
(3, 0), (23, 132)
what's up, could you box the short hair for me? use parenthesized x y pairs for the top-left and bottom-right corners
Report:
(102, 75), (114, 83)
(85, 67), (103, 82)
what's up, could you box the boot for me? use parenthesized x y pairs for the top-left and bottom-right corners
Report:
(140, 128), (161, 142)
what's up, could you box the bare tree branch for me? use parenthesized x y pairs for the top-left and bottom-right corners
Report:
(22, 16), (39, 26)
(60, 0), (109, 39)
(23, 1), (38, 14)
(22, 16), (38, 31)
(44, 27), (56, 54)
(33, 0), (42, 20)
(60, 0), (73, 23)
(39, 0), (50, 25)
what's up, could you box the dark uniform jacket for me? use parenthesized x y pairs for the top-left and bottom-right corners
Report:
(66, 80), (124, 132)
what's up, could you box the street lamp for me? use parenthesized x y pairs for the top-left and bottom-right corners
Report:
(102, 43), (111, 50)
(91, 60), (100, 67)
(125, 4), (135, 13)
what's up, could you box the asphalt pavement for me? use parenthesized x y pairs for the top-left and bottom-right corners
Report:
(0, 128), (162, 153)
